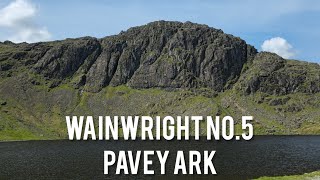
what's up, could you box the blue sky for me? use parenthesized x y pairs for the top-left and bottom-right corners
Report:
(0, 0), (319, 62)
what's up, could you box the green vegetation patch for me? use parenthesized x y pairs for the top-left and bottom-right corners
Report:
(256, 171), (320, 180)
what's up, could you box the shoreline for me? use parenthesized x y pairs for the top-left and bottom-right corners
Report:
(256, 171), (320, 180)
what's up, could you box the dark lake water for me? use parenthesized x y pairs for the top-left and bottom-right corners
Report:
(0, 136), (320, 180)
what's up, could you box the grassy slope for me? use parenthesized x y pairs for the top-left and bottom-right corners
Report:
(256, 171), (320, 180)
(1, 80), (320, 140)
(0, 54), (319, 177)
(0, 43), (319, 140)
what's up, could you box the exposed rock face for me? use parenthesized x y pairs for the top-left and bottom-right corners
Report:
(33, 37), (101, 81)
(1, 21), (320, 138)
(237, 52), (320, 95)
(3, 21), (256, 92)
(84, 21), (256, 92)
(0, 20), (319, 96)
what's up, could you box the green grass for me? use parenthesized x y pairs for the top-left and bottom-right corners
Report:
(0, 129), (45, 141)
(1, 83), (320, 141)
(256, 171), (320, 180)
(0, 44), (17, 53)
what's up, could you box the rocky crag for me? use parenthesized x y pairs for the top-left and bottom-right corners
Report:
(0, 21), (319, 140)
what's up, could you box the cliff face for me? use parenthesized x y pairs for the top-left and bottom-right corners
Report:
(0, 21), (319, 139)
(2, 21), (319, 95)
(237, 52), (320, 95)
(87, 21), (256, 92)
(1, 21), (257, 92)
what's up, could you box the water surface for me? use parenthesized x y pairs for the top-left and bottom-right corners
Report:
(0, 136), (319, 179)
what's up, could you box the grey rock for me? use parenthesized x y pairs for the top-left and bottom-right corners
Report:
(236, 52), (320, 95)
(84, 21), (255, 92)
(1, 21), (319, 97)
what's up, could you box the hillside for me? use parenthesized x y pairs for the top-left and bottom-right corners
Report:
(0, 21), (319, 140)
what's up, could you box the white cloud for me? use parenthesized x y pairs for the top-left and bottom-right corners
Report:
(0, 0), (51, 43)
(261, 37), (296, 59)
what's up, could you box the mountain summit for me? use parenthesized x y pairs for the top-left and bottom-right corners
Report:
(0, 21), (319, 139)
(11, 21), (257, 92)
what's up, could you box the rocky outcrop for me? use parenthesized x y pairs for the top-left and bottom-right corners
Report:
(1, 21), (320, 138)
(236, 52), (320, 95)
(0, 21), (257, 92)
(0, 21), (319, 96)
(84, 21), (257, 92)
(32, 37), (102, 83)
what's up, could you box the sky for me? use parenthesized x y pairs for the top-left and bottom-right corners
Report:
(0, 0), (319, 62)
